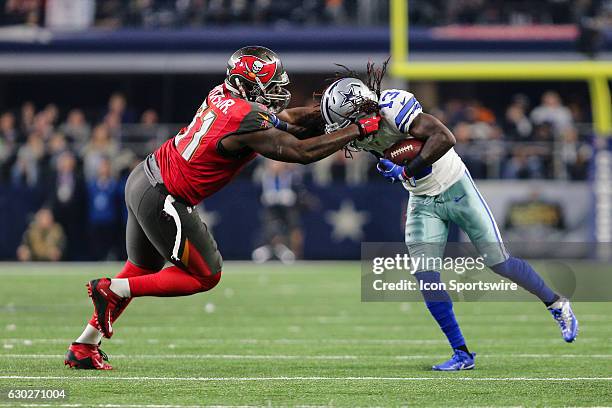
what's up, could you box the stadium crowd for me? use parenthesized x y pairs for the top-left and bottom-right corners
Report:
(1, 93), (142, 262)
(316, 90), (592, 185)
(0, 88), (593, 260)
(2, 0), (610, 29)
(412, 0), (610, 26)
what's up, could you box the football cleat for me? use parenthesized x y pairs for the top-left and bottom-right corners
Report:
(64, 342), (112, 370)
(87, 278), (123, 339)
(548, 297), (579, 342)
(432, 349), (476, 371)
(112, 297), (132, 321)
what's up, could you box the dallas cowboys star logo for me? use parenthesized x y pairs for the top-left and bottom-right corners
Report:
(339, 84), (359, 107)
(325, 200), (370, 242)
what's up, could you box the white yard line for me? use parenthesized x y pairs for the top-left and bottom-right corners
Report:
(0, 354), (358, 360)
(0, 375), (611, 382)
(1, 338), (449, 345)
(0, 404), (254, 408)
(0, 353), (611, 360)
(0, 339), (441, 343)
(394, 354), (612, 359)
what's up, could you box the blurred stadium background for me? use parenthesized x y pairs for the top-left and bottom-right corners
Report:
(0, 0), (610, 263)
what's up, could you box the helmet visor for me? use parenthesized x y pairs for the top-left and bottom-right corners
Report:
(254, 80), (291, 113)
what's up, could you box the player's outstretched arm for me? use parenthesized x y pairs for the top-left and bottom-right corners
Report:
(404, 112), (456, 176)
(230, 116), (380, 164)
(277, 106), (320, 125)
(277, 106), (323, 139)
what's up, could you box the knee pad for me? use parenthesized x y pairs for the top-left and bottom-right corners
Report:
(182, 240), (222, 278)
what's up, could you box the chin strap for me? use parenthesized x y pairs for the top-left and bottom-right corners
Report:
(254, 76), (267, 94)
(233, 78), (248, 100)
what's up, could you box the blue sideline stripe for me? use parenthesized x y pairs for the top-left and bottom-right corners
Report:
(394, 97), (416, 128)
(464, 170), (509, 258)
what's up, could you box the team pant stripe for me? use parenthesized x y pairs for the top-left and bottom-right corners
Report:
(162, 195), (183, 263)
(181, 238), (190, 267)
(464, 170), (509, 259)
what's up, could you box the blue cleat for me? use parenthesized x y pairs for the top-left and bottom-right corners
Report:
(432, 349), (476, 371)
(548, 297), (578, 342)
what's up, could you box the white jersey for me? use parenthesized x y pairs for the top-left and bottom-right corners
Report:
(352, 89), (465, 196)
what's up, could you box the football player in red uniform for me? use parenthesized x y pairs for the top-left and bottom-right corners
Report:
(65, 46), (381, 370)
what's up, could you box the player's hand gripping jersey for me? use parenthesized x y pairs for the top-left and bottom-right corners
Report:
(353, 89), (465, 196)
(155, 84), (274, 205)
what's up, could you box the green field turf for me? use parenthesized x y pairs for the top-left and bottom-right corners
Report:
(0, 261), (611, 407)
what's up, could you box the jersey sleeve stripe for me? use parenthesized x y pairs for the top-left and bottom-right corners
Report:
(394, 97), (416, 128)
(398, 102), (422, 133)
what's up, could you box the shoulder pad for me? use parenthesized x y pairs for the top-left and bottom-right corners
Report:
(234, 102), (274, 134)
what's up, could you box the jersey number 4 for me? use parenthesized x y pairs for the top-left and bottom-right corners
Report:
(174, 104), (217, 161)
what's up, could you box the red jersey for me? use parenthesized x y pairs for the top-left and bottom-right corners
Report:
(155, 84), (274, 205)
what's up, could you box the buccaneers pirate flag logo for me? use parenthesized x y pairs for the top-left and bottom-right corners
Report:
(229, 55), (278, 85)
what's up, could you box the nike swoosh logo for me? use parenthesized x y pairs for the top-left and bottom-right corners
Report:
(453, 194), (466, 203)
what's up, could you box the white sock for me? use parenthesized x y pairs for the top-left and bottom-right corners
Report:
(75, 324), (103, 345)
(110, 278), (131, 298)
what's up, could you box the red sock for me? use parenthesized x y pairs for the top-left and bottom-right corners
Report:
(128, 266), (221, 297)
(88, 261), (158, 327)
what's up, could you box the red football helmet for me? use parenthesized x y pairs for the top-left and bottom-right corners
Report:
(225, 46), (291, 113)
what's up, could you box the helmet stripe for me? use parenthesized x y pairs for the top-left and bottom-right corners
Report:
(321, 80), (342, 127)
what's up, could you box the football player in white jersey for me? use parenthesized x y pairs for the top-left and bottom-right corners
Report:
(320, 72), (578, 371)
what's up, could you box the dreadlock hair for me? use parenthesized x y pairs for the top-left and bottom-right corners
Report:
(314, 57), (390, 115)
(311, 58), (391, 159)
(336, 57), (390, 98)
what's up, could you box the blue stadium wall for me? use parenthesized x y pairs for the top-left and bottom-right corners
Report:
(2, 27), (610, 54)
(0, 181), (408, 260)
(0, 178), (592, 261)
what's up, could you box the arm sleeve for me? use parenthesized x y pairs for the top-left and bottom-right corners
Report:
(234, 103), (278, 134)
(379, 89), (423, 134)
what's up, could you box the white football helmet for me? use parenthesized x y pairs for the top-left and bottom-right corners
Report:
(321, 77), (378, 133)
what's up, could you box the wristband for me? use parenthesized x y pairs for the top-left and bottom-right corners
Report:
(270, 114), (288, 132)
(356, 115), (381, 139)
(405, 155), (426, 178)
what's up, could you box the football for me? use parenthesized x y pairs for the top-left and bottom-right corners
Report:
(383, 138), (424, 165)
